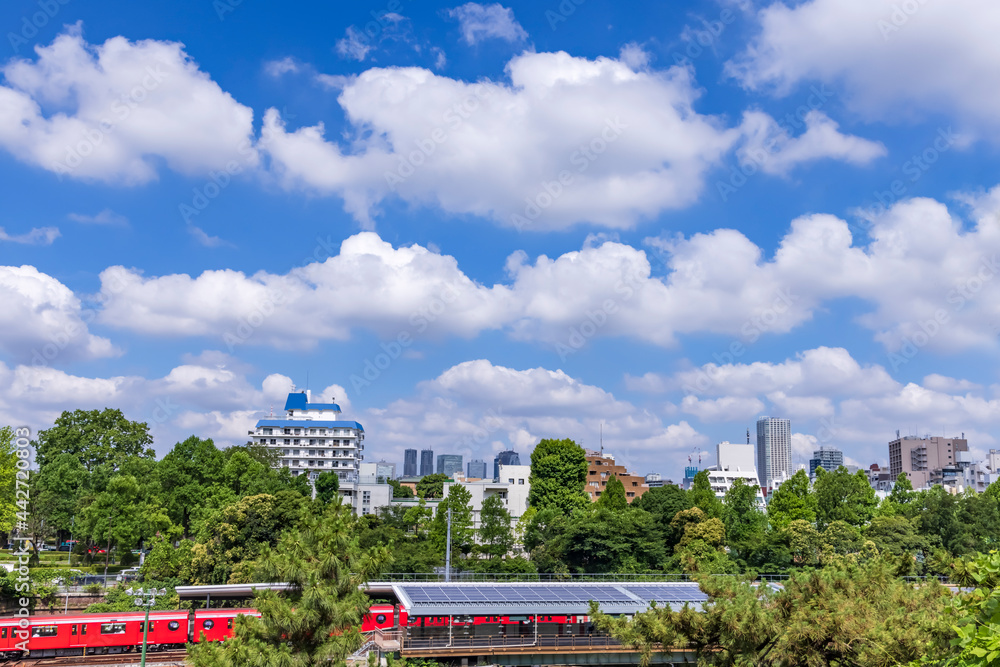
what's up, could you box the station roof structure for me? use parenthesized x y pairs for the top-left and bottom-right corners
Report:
(175, 581), (708, 614)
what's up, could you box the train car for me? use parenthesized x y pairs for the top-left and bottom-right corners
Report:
(0, 611), (190, 658)
(192, 608), (261, 643)
(362, 604), (399, 632)
(0, 617), (27, 659)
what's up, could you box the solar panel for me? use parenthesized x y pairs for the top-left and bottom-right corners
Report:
(624, 585), (708, 604)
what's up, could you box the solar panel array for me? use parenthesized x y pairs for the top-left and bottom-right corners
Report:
(623, 585), (708, 604)
(403, 585), (638, 605)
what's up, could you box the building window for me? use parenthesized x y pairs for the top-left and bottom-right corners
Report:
(284, 428), (291, 435)
(284, 439), (290, 445)
(283, 449), (290, 455)
(270, 439), (276, 445)
(508, 479), (514, 484)
(518, 479), (525, 484)
(262, 428), (272, 435)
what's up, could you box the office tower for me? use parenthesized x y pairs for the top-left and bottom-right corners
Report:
(419, 449), (434, 476)
(756, 417), (791, 490)
(493, 450), (521, 481)
(888, 434), (968, 488)
(467, 459), (488, 479)
(403, 449), (418, 477)
(809, 446), (844, 478)
(436, 454), (463, 477)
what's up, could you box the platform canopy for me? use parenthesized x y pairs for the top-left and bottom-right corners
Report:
(393, 582), (707, 616)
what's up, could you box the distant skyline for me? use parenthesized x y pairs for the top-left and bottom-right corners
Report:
(2, 0), (1000, 482)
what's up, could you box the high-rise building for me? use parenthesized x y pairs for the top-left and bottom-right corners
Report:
(437, 454), (463, 477)
(250, 390), (364, 483)
(756, 417), (791, 491)
(889, 434), (968, 488)
(682, 466), (699, 490)
(467, 459), (488, 479)
(809, 446), (844, 478)
(419, 449), (434, 476)
(493, 450), (521, 481)
(644, 473), (665, 488)
(716, 441), (756, 472)
(403, 449), (418, 477)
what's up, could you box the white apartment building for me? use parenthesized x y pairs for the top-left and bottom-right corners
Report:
(251, 390), (390, 516)
(251, 390), (365, 482)
(443, 464), (531, 530)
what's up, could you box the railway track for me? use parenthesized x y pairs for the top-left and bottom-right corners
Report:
(12, 649), (187, 666)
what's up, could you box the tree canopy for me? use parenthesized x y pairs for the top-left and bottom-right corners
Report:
(527, 438), (589, 515)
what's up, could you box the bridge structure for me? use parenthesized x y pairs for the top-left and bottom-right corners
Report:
(177, 578), (708, 665)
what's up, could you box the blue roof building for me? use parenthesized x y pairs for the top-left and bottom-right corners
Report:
(251, 390), (366, 486)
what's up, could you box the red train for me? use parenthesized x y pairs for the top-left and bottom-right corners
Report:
(0, 604), (590, 659)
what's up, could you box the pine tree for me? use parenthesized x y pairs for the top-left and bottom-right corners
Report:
(188, 499), (390, 667)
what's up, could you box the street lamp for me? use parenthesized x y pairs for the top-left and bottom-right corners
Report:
(128, 587), (167, 667)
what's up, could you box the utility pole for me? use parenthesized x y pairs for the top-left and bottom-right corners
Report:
(130, 587), (166, 667)
(444, 506), (452, 582)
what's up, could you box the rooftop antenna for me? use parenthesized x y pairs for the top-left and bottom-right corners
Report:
(747, 428), (750, 445)
(600, 422), (604, 456)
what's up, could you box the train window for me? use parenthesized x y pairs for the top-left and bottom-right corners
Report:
(375, 614), (387, 625)
(169, 621), (180, 631)
(203, 620), (215, 630)
(82, 625), (87, 635)
(101, 623), (127, 635)
(1, 628), (7, 639)
(228, 619), (234, 629)
(71, 625), (77, 636)
(140, 622), (155, 632)
(32, 626), (58, 637)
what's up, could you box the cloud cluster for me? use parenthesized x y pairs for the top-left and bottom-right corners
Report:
(40, 186), (989, 355)
(728, 0), (1000, 138)
(0, 27), (256, 184)
(447, 3), (528, 45)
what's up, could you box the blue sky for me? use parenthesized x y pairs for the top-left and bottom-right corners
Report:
(3, 0), (1000, 482)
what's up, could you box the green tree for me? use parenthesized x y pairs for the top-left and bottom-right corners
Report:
(416, 473), (449, 499)
(34, 408), (154, 471)
(478, 494), (514, 561)
(556, 506), (666, 573)
(188, 500), (391, 666)
(431, 485), (474, 562)
(689, 470), (723, 519)
(595, 558), (951, 667)
(596, 475), (628, 511)
(523, 508), (570, 573)
(888, 472), (914, 505)
(79, 474), (172, 558)
(864, 515), (927, 557)
(157, 436), (224, 535)
(0, 426), (19, 533)
(188, 493), (305, 585)
(814, 466), (878, 529)
(722, 477), (767, 563)
(632, 485), (692, 549)
(388, 478), (414, 498)
(938, 550), (1000, 666)
(767, 468), (817, 529)
(31, 453), (89, 541)
(527, 438), (589, 515)
(314, 472), (340, 504)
